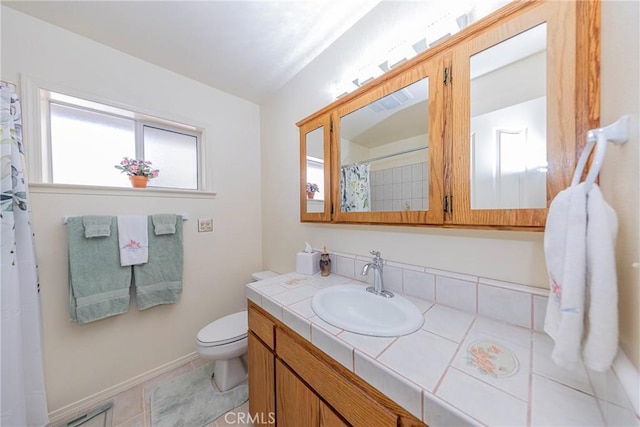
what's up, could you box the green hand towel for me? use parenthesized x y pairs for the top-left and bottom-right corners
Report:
(151, 214), (177, 235)
(82, 215), (112, 238)
(133, 216), (183, 310)
(67, 217), (131, 323)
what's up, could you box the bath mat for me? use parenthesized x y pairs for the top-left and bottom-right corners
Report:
(150, 363), (248, 427)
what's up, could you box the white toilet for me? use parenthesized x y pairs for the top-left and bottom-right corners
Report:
(196, 271), (278, 391)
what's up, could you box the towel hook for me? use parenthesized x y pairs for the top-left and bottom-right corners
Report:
(571, 115), (630, 191)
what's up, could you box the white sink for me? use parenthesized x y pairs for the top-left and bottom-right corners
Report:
(311, 284), (424, 337)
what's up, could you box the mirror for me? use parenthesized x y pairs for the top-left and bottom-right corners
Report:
(305, 126), (325, 214)
(470, 23), (547, 209)
(339, 78), (429, 213)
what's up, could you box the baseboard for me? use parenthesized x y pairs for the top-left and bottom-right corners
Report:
(613, 347), (640, 416)
(47, 352), (199, 426)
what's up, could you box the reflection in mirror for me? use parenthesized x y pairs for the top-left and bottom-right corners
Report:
(340, 78), (429, 213)
(470, 23), (547, 210)
(305, 126), (325, 213)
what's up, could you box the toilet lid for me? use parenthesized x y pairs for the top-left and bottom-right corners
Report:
(197, 310), (248, 346)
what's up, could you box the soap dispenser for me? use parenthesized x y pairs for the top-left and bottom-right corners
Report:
(319, 247), (331, 277)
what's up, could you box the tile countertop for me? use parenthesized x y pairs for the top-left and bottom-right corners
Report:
(246, 273), (634, 427)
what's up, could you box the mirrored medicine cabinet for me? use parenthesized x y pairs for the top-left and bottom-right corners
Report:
(298, 0), (600, 229)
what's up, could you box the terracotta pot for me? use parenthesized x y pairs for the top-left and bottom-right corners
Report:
(129, 175), (149, 188)
(307, 191), (315, 199)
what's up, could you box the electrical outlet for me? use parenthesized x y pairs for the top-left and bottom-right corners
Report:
(198, 218), (213, 232)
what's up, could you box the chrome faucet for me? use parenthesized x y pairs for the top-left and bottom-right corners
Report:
(361, 250), (394, 298)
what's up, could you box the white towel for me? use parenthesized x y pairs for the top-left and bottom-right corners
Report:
(543, 183), (587, 368)
(117, 215), (149, 266)
(583, 184), (618, 371)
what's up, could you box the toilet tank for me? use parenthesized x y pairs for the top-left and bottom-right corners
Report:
(251, 271), (278, 282)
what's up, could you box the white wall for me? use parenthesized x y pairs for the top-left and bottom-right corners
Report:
(600, 0), (640, 368)
(261, 3), (548, 288)
(1, 6), (263, 412)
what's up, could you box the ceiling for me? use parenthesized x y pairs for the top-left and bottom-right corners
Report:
(3, 0), (381, 104)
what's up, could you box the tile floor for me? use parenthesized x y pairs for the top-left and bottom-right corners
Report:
(50, 357), (253, 427)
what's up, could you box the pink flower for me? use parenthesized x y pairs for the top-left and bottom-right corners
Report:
(488, 345), (503, 354)
(114, 157), (159, 179)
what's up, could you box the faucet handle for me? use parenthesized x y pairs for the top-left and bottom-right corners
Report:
(370, 251), (383, 266)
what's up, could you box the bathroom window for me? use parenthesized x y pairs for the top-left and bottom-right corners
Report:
(43, 90), (201, 189)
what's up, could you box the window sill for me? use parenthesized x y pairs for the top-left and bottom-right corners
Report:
(29, 183), (217, 199)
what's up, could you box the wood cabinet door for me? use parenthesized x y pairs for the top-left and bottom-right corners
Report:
(449, 0), (597, 228)
(300, 114), (333, 222)
(276, 359), (320, 426)
(248, 332), (275, 426)
(332, 56), (445, 225)
(320, 401), (350, 427)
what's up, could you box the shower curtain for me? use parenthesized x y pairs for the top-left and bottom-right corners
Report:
(1, 85), (49, 426)
(341, 163), (371, 212)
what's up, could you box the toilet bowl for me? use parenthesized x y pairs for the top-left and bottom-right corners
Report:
(196, 271), (278, 391)
(196, 310), (248, 391)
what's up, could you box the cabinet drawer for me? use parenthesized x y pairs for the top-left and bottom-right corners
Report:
(248, 304), (275, 349)
(276, 328), (398, 427)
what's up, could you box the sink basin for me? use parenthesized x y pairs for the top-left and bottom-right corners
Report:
(311, 284), (424, 337)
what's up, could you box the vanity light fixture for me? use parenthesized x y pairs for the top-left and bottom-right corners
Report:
(357, 63), (385, 86)
(386, 43), (417, 69)
(330, 1), (511, 100)
(332, 13), (467, 100)
(332, 80), (360, 99)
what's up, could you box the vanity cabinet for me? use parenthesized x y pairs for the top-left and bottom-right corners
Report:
(248, 306), (275, 426)
(297, 0), (599, 229)
(247, 302), (425, 427)
(247, 334), (275, 427)
(276, 359), (349, 427)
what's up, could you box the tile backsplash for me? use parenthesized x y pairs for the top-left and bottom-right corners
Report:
(327, 250), (549, 332)
(370, 161), (428, 212)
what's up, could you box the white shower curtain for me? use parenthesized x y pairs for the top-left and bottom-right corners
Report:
(1, 85), (49, 426)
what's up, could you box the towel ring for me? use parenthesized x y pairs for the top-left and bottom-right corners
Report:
(571, 115), (630, 191)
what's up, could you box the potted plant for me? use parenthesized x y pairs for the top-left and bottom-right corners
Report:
(306, 183), (320, 199)
(114, 157), (160, 188)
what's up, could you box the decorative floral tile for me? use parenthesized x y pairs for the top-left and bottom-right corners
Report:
(453, 331), (530, 400)
(466, 340), (519, 378)
(282, 277), (313, 286)
(270, 284), (317, 306)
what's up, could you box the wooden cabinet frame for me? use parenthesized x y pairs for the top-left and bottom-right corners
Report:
(297, 0), (600, 230)
(300, 114), (333, 222)
(331, 58), (445, 225)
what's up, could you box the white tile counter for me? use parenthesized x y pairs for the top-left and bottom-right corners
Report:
(246, 272), (638, 427)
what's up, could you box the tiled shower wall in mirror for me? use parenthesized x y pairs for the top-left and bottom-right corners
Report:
(370, 161), (428, 211)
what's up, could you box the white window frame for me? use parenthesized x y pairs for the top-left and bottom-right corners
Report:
(21, 76), (212, 195)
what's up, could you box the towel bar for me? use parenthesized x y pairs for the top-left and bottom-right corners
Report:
(62, 215), (189, 224)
